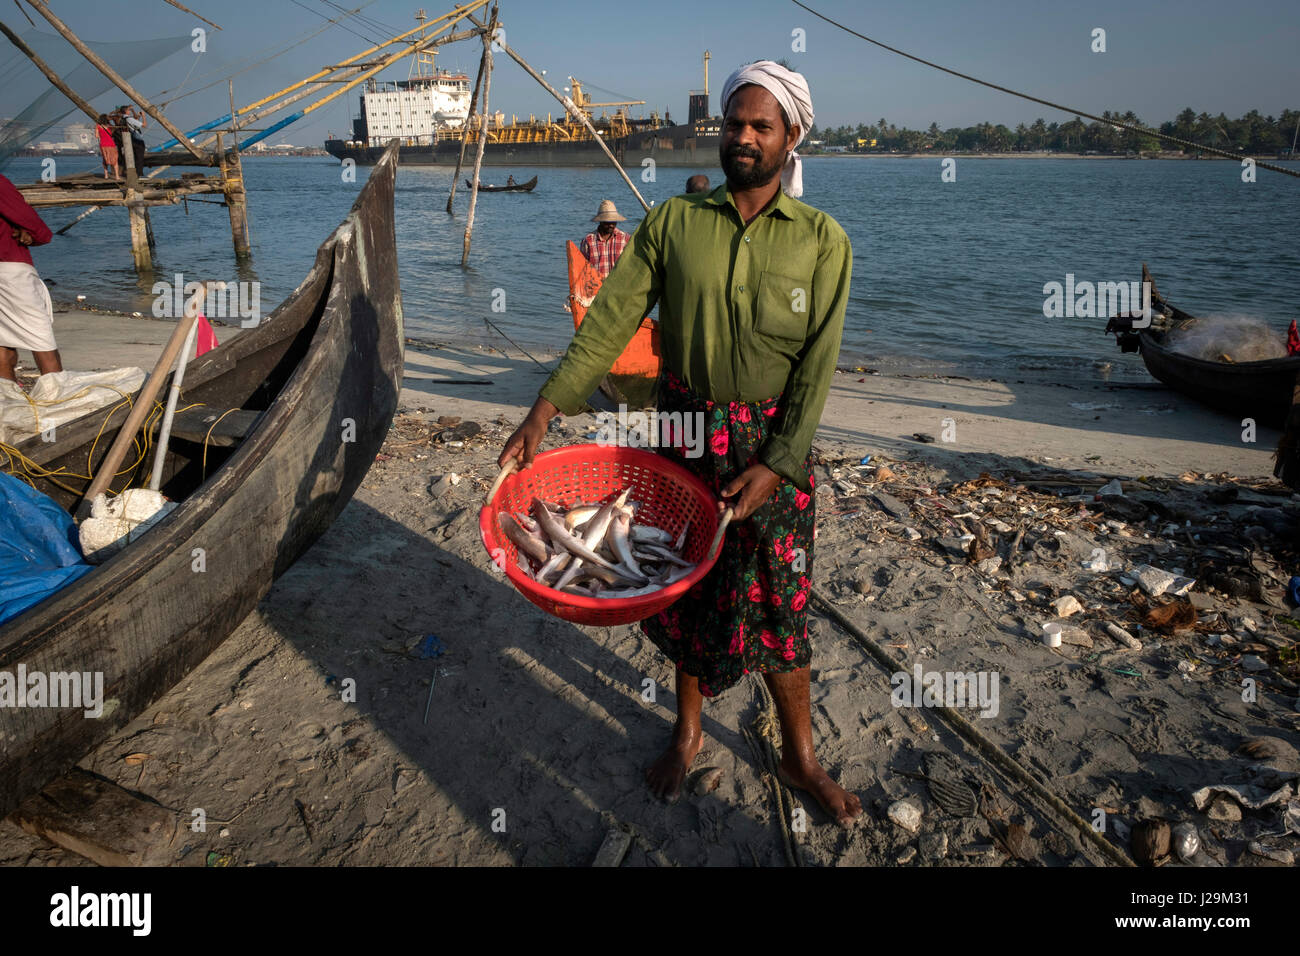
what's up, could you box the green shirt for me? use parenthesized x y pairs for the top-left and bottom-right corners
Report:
(541, 183), (852, 493)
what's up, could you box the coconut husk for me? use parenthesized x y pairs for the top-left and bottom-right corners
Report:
(1131, 819), (1171, 865)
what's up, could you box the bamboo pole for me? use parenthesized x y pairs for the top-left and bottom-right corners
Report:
(238, 0), (488, 116)
(446, 37), (488, 213)
(460, 9), (495, 267)
(24, 0), (207, 161)
(121, 131), (151, 271)
(74, 285), (210, 519)
(464, 10), (649, 211)
(55, 22), (479, 234)
(0, 20), (100, 125)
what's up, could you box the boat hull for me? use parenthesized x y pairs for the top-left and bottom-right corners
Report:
(0, 143), (405, 819)
(1137, 331), (1300, 427)
(327, 122), (720, 168)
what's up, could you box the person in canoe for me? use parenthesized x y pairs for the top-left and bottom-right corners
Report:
(579, 200), (630, 279)
(500, 61), (860, 826)
(507, 175), (516, 187)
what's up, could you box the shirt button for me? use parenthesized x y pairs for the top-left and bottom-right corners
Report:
(744, 236), (751, 243)
(738, 284), (745, 292)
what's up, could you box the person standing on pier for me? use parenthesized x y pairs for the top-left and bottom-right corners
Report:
(96, 114), (120, 181)
(500, 61), (860, 826)
(578, 200), (630, 278)
(0, 174), (61, 382)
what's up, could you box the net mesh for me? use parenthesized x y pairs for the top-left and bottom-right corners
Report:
(0, 28), (191, 168)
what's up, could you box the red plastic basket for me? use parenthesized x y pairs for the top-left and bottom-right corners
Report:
(479, 445), (724, 626)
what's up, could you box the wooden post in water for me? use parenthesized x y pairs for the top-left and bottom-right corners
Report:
(465, 10), (649, 212)
(217, 132), (251, 259)
(446, 32), (488, 214)
(121, 131), (151, 271)
(460, 9), (496, 267)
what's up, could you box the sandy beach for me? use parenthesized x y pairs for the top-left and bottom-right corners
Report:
(1, 309), (1296, 867)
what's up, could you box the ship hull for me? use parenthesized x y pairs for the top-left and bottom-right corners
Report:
(325, 125), (720, 168)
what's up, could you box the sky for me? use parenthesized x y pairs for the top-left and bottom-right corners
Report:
(3, 0), (1298, 146)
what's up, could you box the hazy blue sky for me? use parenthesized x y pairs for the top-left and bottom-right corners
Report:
(5, 0), (1299, 146)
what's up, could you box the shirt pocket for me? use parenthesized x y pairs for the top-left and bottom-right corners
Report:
(755, 269), (811, 343)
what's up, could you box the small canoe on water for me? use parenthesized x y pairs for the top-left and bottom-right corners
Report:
(1105, 263), (1300, 427)
(566, 240), (661, 408)
(0, 141), (405, 818)
(468, 175), (537, 193)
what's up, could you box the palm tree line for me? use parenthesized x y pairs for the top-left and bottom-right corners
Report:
(806, 108), (1300, 155)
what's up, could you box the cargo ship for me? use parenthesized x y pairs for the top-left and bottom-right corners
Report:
(323, 51), (721, 168)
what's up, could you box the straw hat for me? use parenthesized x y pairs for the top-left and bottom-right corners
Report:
(591, 199), (626, 222)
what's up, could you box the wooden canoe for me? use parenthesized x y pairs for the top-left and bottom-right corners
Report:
(467, 175), (538, 192)
(1107, 263), (1300, 427)
(566, 239), (661, 408)
(0, 141), (405, 819)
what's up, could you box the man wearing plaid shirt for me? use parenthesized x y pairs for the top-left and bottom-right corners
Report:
(579, 199), (630, 278)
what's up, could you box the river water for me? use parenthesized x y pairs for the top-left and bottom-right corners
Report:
(9, 153), (1299, 379)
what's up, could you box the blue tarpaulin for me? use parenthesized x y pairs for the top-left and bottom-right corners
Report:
(0, 473), (92, 625)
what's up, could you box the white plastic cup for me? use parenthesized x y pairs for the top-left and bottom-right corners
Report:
(1042, 623), (1062, 648)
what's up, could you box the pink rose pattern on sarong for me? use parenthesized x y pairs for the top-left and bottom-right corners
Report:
(640, 369), (814, 697)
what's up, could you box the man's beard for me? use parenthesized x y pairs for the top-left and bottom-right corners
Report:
(721, 144), (785, 188)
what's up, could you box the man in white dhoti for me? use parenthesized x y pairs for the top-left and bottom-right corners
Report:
(0, 173), (61, 382)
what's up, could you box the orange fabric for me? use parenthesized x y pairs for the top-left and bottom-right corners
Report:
(566, 241), (660, 379)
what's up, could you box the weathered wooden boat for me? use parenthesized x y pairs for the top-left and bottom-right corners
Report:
(1105, 263), (1300, 426)
(566, 239), (661, 408)
(0, 141), (405, 819)
(467, 175), (537, 193)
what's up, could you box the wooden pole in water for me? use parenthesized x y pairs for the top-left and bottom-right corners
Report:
(446, 30), (488, 214)
(216, 131), (251, 259)
(121, 131), (151, 271)
(24, 0), (206, 161)
(460, 8), (496, 267)
(464, 10), (650, 212)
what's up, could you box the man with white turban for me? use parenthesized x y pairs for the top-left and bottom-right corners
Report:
(500, 61), (861, 827)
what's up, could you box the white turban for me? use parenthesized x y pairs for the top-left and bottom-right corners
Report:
(720, 61), (814, 198)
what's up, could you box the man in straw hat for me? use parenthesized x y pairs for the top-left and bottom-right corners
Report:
(500, 60), (860, 826)
(579, 199), (630, 278)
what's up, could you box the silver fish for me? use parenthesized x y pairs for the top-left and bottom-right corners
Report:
(532, 498), (628, 575)
(609, 511), (644, 579)
(639, 543), (694, 568)
(673, 520), (690, 552)
(630, 524), (674, 546)
(554, 490), (630, 589)
(499, 513), (550, 566)
(536, 551), (571, 584)
(563, 505), (600, 532)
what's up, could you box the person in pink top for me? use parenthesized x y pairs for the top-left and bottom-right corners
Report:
(96, 113), (121, 180)
(0, 174), (61, 382)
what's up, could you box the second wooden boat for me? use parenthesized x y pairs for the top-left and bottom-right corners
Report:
(0, 141), (405, 819)
(467, 175), (538, 192)
(1105, 263), (1300, 426)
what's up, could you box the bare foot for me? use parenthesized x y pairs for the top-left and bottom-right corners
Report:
(778, 757), (863, 828)
(645, 726), (702, 803)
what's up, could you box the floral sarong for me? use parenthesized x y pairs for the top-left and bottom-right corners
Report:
(639, 369), (815, 697)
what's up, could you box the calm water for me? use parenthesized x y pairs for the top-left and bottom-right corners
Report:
(10, 154), (1300, 377)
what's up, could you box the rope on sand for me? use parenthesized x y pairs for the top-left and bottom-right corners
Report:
(743, 678), (800, 867)
(809, 586), (1136, 867)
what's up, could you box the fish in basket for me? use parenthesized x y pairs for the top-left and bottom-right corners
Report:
(478, 446), (733, 627)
